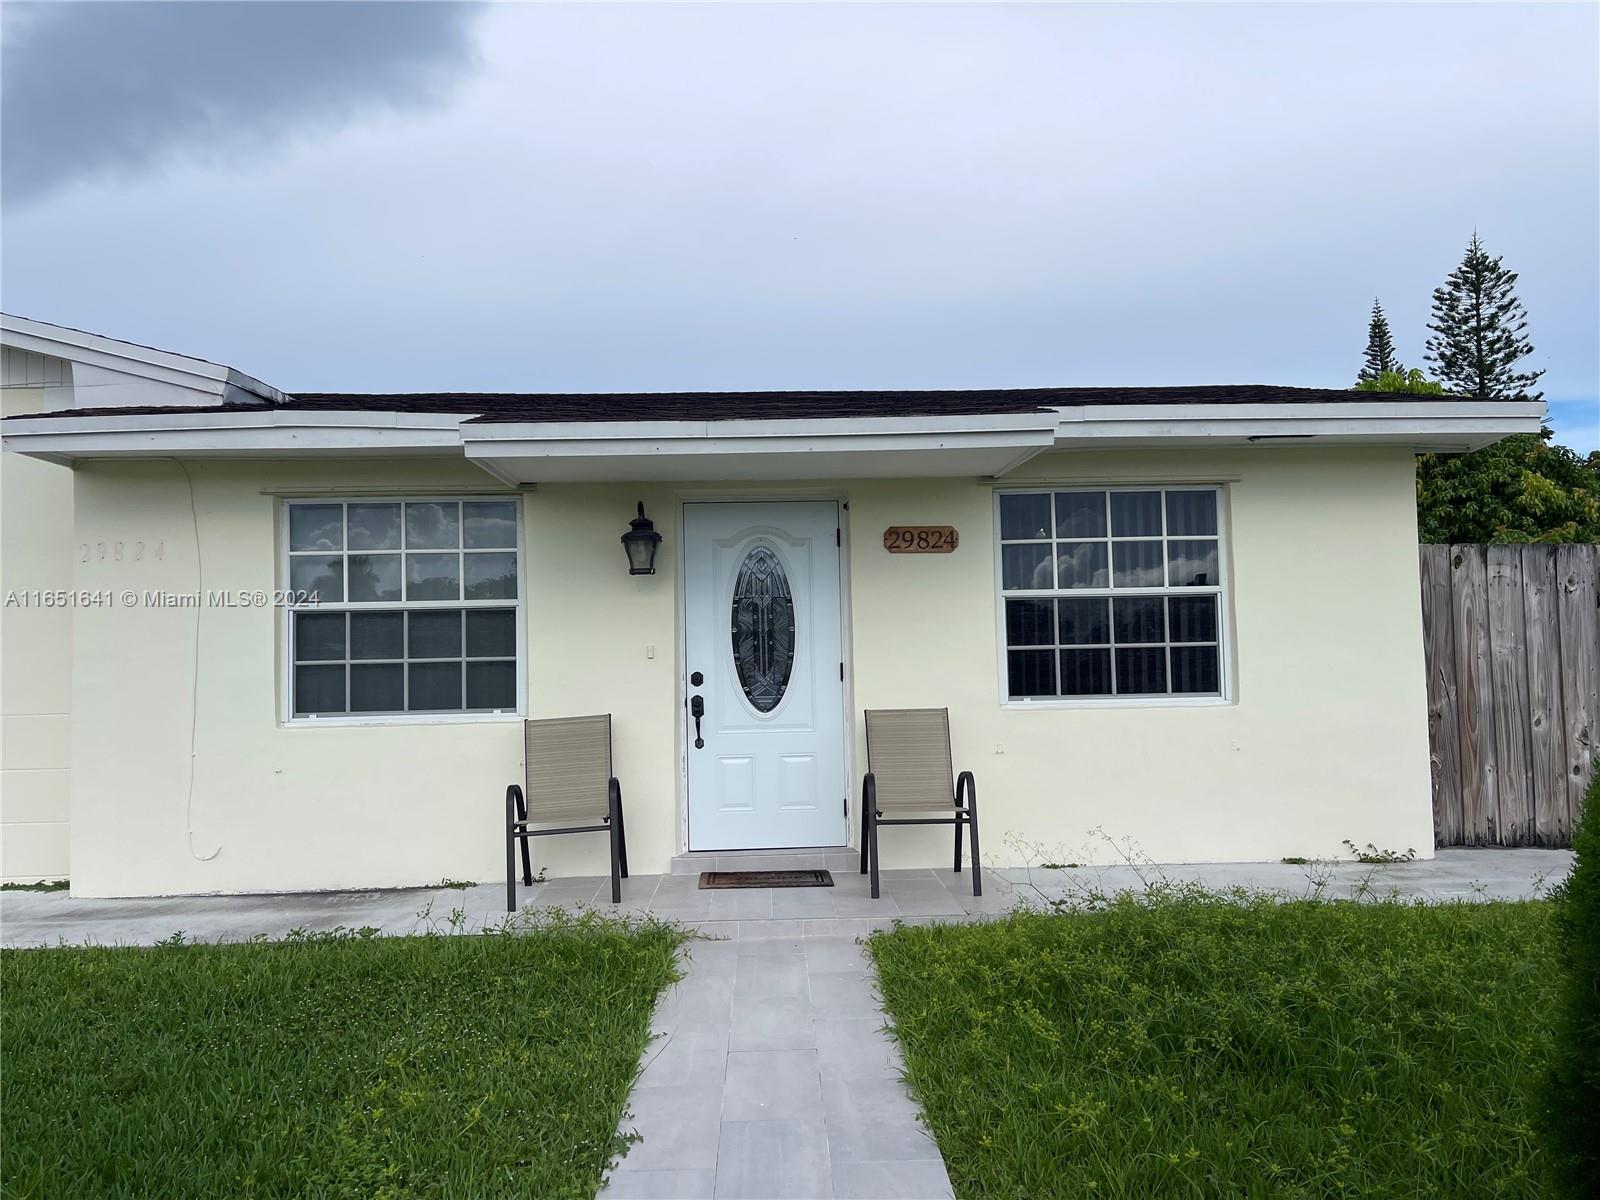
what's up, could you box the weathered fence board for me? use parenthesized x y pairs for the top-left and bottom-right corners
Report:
(1450, 545), (1497, 843)
(1556, 544), (1599, 832)
(1420, 546), (1462, 847)
(1487, 546), (1534, 843)
(1522, 546), (1566, 844)
(1422, 542), (1599, 847)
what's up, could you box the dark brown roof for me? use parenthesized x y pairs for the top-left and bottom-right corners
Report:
(5, 384), (1462, 424)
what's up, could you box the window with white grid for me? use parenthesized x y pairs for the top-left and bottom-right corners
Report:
(283, 499), (521, 719)
(996, 487), (1226, 701)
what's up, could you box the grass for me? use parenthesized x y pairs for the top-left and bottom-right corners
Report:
(868, 891), (1557, 1199)
(1, 912), (683, 1199)
(0, 880), (69, 892)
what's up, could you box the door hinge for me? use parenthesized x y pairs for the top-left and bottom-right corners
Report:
(839, 661), (844, 681)
(843, 796), (849, 817)
(835, 527), (841, 547)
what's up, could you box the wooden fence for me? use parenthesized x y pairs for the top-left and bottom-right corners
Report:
(1420, 543), (1599, 847)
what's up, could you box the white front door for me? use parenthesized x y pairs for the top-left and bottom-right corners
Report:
(684, 501), (847, 850)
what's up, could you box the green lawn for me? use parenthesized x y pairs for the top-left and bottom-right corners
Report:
(1, 915), (682, 1199)
(868, 893), (1556, 1199)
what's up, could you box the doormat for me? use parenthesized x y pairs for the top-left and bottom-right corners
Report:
(698, 870), (835, 889)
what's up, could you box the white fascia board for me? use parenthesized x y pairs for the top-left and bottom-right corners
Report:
(460, 411), (1059, 442)
(1051, 401), (1546, 447)
(0, 313), (283, 404)
(2, 409), (464, 459)
(463, 428), (1057, 463)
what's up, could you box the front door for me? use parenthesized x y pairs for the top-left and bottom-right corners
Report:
(684, 501), (846, 850)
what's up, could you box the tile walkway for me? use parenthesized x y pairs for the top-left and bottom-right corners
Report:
(597, 855), (989, 1200)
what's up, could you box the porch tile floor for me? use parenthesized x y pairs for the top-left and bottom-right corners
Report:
(0, 850), (1571, 1199)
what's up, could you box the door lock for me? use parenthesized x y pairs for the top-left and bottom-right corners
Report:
(690, 694), (705, 749)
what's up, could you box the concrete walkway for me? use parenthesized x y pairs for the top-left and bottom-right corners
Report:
(0, 848), (1572, 1200)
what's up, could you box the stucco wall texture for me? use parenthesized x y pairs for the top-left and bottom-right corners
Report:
(61, 446), (1433, 897)
(1, 389), (74, 883)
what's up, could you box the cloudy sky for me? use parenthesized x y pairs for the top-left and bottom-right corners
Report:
(3, 2), (1595, 450)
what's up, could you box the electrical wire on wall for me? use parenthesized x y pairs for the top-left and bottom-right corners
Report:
(175, 458), (221, 862)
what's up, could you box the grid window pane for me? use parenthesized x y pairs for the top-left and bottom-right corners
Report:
(1057, 597), (1109, 645)
(351, 663), (404, 712)
(409, 610), (462, 659)
(348, 553), (402, 602)
(1007, 650), (1056, 697)
(1111, 541), (1163, 588)
(1110, 491), (1162, 537)
(465, 609), (516, 658)
(289, 504), (343, 552)
(405, 502), (460, 549)
(1053, 492), (1106, 538)
(408, 662), (462, 711)
(1113, 597), (1165, 644)
(350, 612), (404, 660)
(295, 612), (346, 661)
(464, 552), (517, 600)
(997, 487), (1225, 701)
(1115, 647), (1168, 695)
(1168, 596), (1218, 643)
(407, 553), (461, 601)
(1166, 491), (1218, 536)
(1005, 599), (1054, 646)
(290, 555), (344, 602)
(1171, 646), (1221, 694)
(999, 493), (1052, 540)
(295, 665), (346, 715)
(347, 503), (401, 551)
(464, 502), (518, 549)
(466, 661), (516, 709)
(1002, 543), (1054, 590)
(1055, 543), (1109, 589)
(1059, 648), (1112, 695)
(284, 499), (522, 719)
(1168, 540), (1219, 587)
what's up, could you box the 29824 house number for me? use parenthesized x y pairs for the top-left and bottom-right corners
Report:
(882, 526), (959, 553)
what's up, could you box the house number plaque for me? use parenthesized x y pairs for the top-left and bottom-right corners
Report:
(882, 526), (959, 553)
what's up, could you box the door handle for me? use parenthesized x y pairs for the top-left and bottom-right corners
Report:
(690, 695), (705, 749)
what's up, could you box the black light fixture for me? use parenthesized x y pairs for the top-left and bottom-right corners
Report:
(621, 501), (662, 575)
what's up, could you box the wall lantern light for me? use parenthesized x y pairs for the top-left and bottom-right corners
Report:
(621, 501), (663, 575)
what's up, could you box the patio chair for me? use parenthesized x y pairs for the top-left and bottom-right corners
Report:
(859, 708), (981, 900)
(506, 714), (628, 910)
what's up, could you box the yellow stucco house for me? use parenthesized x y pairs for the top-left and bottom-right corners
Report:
(0, 314), (1544, 896)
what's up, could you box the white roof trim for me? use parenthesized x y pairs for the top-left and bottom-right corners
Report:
(0, 313), (283, 405)
(2, 398), (1548, 467)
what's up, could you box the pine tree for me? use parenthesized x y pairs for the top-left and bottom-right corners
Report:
(1424, 233), (1544, 400)
(1357, 299), (1402, 382)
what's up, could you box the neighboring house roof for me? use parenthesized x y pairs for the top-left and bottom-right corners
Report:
(0, 312), (282, 409)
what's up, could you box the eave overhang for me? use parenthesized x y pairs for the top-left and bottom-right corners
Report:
(0, 400), (1547, 477)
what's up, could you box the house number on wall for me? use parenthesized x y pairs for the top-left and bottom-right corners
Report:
(882, 526), (959, 553)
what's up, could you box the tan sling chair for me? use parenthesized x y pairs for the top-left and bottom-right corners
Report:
(506, 714), (628, 909)
(860, 708), (981, 900)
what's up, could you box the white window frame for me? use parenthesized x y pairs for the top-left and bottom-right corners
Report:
(278, 495), (526, 726)
(991, 484), (1233, 709)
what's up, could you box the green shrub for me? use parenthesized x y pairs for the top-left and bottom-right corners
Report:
(1541, 762), (1600, 1197)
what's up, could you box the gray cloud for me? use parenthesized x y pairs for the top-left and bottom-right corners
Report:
(2, 4), (1595, 452)
(1, 1), (483, 207)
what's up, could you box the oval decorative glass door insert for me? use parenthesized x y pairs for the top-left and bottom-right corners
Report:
(730, 545), (796, 713)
